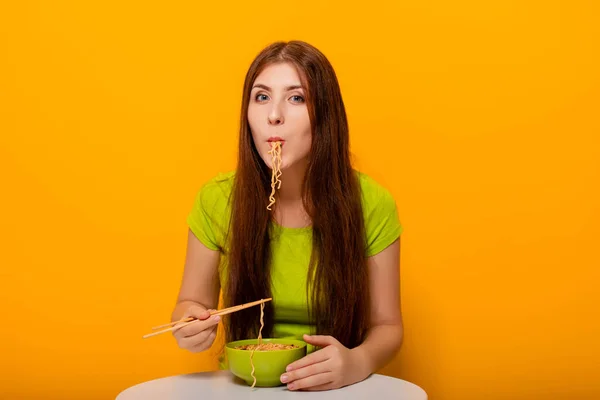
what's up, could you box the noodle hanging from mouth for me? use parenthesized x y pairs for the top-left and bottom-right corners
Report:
(267, 142), (282, 211)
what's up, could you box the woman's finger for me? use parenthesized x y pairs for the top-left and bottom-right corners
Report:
(179, 324), (216, 348)
(183, 305), (211, 320)
(302, 334), (339, 347)
(175, 315), (220, 338)
(282, 359), (331, 384)
(286, 348), (330, 372)
(190, 330), (217, 352)
(301, 382), (336, 391)
(287, 372), (333, 391)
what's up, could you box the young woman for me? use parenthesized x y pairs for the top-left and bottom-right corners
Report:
(171, 40), (403, 391)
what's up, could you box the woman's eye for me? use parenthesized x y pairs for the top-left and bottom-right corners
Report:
(255, 94), (269, 102)
(290, 95), (305, 103)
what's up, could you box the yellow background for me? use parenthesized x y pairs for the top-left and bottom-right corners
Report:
(1, 1), (599, 399)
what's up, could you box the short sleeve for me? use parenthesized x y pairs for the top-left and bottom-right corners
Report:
(187, 171), (235, 252)
(364, 187), (403, 257)
(186, 182), (223, 251)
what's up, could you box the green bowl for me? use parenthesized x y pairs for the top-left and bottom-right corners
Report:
(225, 338), (307, 387)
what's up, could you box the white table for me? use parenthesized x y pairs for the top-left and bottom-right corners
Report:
(116, 370), (427, 399)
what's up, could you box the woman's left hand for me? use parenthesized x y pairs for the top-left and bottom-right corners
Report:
(281, 334), (370, 391)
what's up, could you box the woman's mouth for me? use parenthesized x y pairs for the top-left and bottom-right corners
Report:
(268, 137), (285, 146)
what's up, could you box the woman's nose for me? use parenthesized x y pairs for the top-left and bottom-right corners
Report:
(268, 107), (284, 125)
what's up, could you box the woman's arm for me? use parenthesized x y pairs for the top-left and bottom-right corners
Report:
(171, 229), (221, 321)
(353, 237), (403, 375)
(282, 238), (403, 390)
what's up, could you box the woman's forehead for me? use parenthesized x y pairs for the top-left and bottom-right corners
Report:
(253, 62), (306, 90)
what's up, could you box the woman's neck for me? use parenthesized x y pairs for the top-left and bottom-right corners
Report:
(272, 159), (312, 228)
(275, 158), (308, 205)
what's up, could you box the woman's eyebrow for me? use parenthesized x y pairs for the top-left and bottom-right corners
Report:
(252, 84), (304, 91)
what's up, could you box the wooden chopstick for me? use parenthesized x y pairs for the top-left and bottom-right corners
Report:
(151, 317), (195, 330)
(142, 298), (272, 339)
(151, 298), (272, 330)
(142, 319), (198, 339)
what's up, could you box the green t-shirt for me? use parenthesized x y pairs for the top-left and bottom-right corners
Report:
(187, 170), (402, 352)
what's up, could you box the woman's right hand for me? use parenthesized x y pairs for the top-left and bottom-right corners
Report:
(172, 304), (221, 353)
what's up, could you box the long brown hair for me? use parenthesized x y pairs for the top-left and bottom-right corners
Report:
(223, 40), (369, 349)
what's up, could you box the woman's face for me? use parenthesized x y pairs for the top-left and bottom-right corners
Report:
(248, 62), (312, 171)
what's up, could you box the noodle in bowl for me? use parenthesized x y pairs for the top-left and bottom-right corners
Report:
(234, 343), (300, 351)
(225, 338), (307, 387)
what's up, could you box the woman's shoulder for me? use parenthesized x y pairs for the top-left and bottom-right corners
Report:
(196, 170), (236, 200)
(355, 171), (397, 211)
(190, 170), (236, 218)
(187, 171), (235, 251)
(355, 171), (403, 255)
